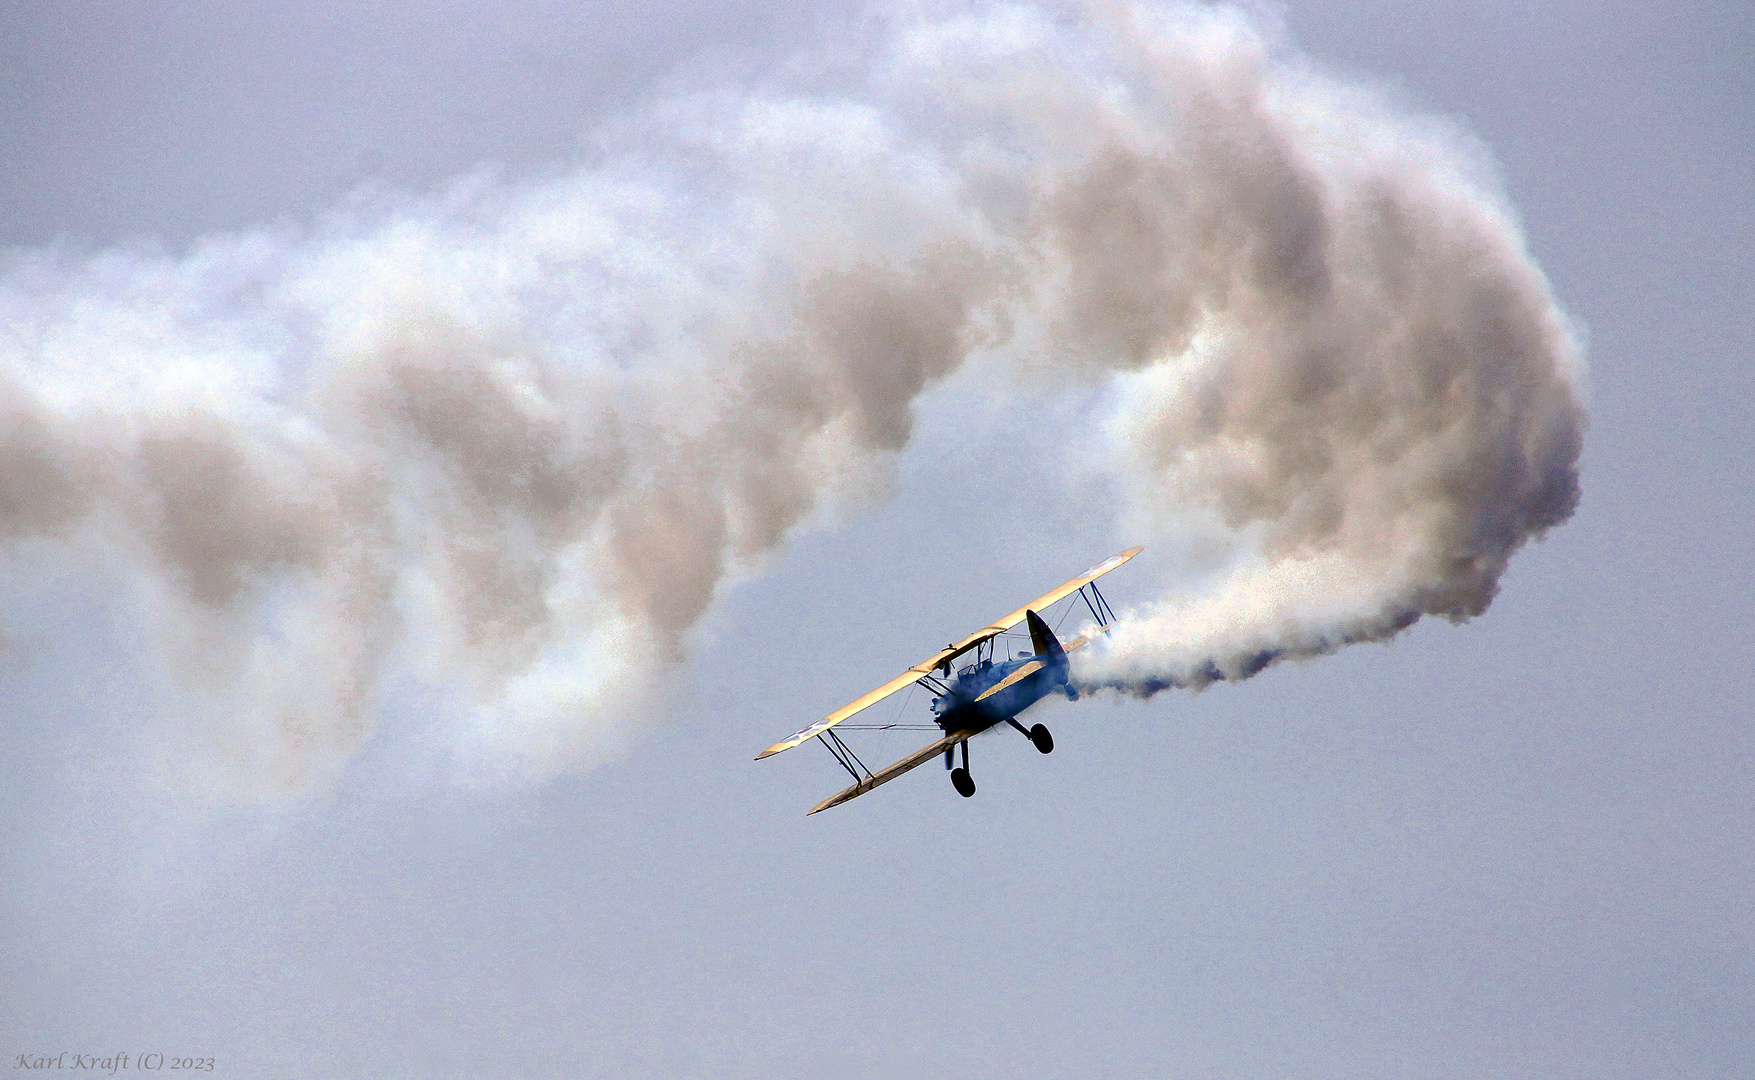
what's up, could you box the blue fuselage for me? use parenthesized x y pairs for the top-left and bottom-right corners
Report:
(929, 652), (1069, 734)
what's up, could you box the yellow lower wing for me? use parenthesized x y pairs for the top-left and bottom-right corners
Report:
(808, 730), (979, 815)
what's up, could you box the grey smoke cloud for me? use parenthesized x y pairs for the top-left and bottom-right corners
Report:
(0, 1), (1583, 791)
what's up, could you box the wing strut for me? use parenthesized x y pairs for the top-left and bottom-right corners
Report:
(819, 728), (873, 784)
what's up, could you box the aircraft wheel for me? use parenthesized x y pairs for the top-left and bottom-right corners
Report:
(950, 767), (976, 798)
(1029, 724), (1054, 754)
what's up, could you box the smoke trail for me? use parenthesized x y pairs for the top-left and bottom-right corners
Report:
(1055, 10), (1586, 693)
(0, 2), (1582, 791)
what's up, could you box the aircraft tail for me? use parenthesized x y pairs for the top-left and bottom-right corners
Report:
(1025, 609), (1066, 666)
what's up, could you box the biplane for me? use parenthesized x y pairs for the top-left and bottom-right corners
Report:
(757, 547), (1141, 814)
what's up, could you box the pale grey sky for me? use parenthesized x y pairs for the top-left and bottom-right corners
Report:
(2, 2), (1751, 1078)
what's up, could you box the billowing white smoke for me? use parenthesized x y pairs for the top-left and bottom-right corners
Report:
(0, 2), (1582, 792)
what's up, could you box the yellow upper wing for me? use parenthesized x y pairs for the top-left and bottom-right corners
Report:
(755, 546), (1140, 759)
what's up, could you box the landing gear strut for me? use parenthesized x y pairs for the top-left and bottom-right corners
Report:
(1006, 718), (1054, 754)
(949, 739), (975, 797)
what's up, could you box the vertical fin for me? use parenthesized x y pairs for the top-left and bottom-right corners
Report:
(1025, 609), (1065, 662)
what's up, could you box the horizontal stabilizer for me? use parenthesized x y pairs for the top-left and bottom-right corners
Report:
(973, 659), (1045, 703)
